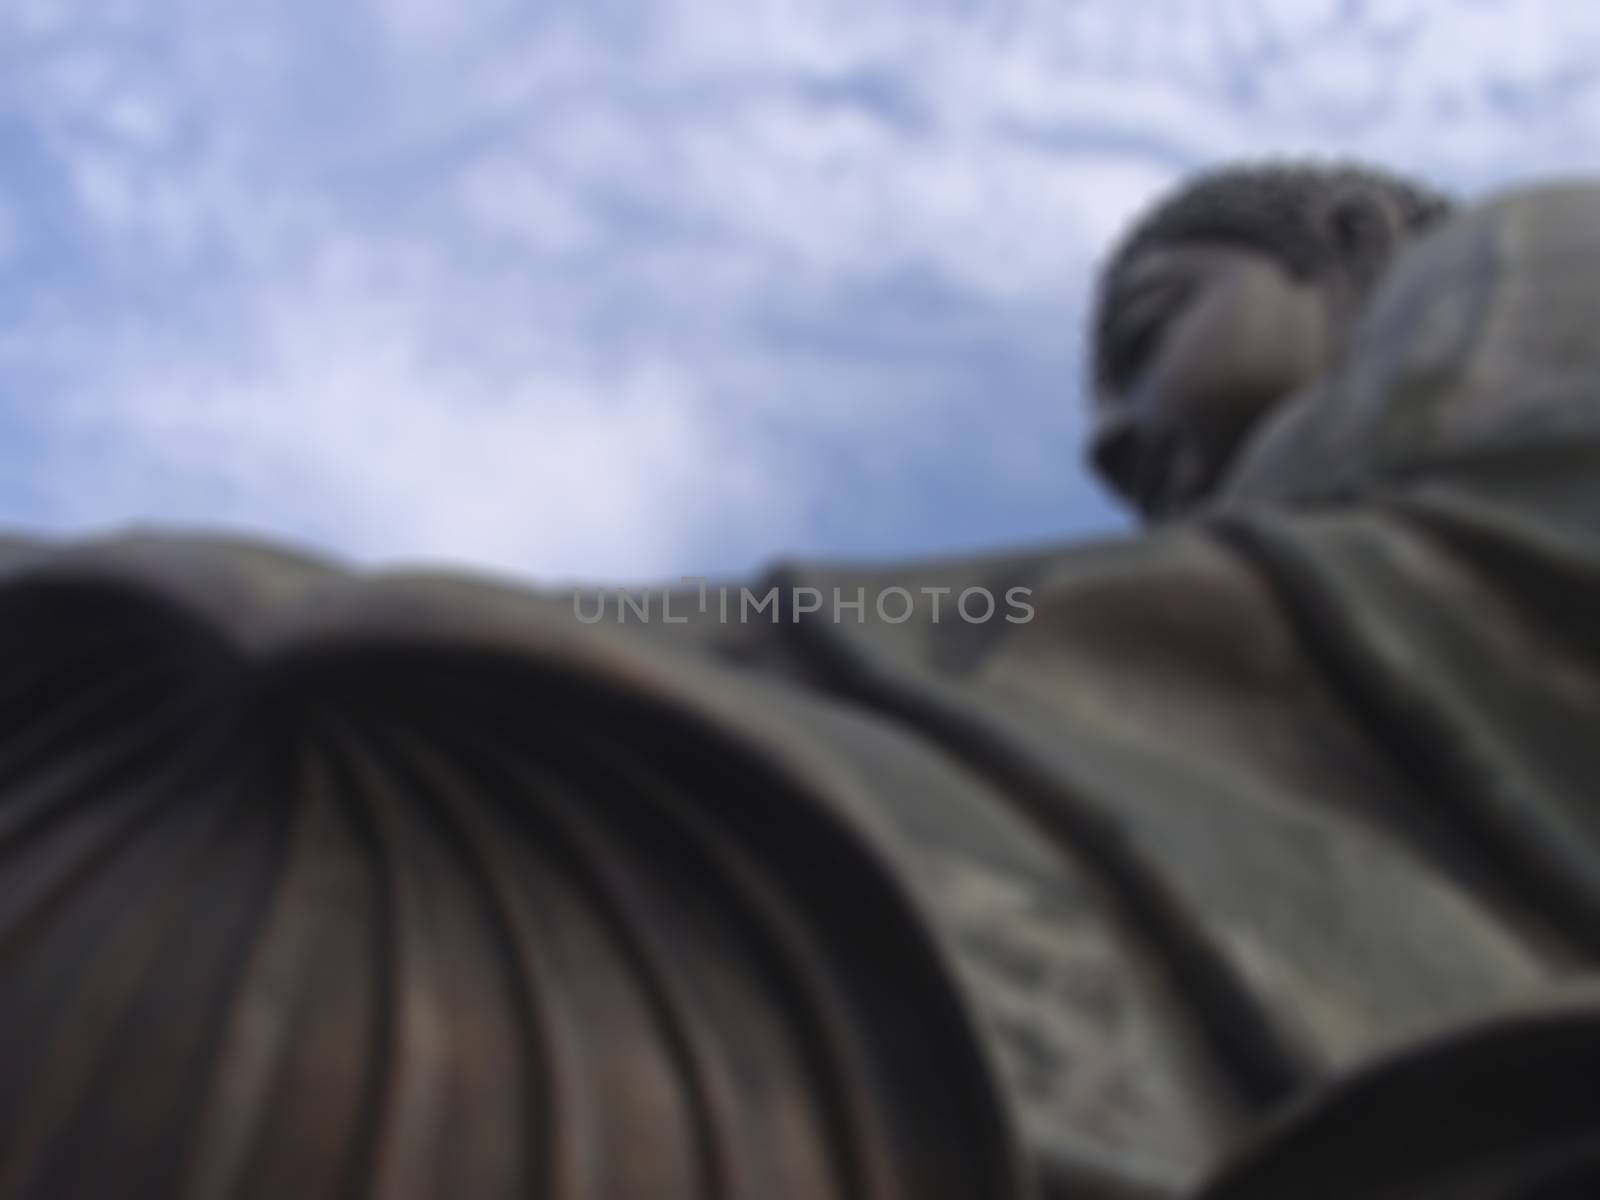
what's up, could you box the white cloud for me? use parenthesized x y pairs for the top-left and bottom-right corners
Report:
(41, 253), (796, 580)
(456, 161), (602, 258)
(101, 90), (172, 146)
(4, 0), (1600, 581)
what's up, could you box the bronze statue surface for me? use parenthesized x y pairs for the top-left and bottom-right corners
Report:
(3, 178), (1600, 1198)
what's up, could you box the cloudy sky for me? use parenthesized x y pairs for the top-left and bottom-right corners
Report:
(2, 1), (1598, 582)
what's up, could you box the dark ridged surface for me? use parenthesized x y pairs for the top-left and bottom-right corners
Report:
(1193, 1004), (1600, 1200)
(0, 567), (1020, 1200)
(8, 507), (1600, 1198)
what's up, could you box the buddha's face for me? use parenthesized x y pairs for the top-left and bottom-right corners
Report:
(1088, 180), (1415, 520)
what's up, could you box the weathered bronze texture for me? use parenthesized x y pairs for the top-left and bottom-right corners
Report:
(3, 181), (1600, 1197)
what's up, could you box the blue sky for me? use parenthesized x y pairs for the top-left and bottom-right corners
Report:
(2, 1), (1599, 582)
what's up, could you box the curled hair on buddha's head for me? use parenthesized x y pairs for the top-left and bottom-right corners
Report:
(1092, 160), (1457, 396)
